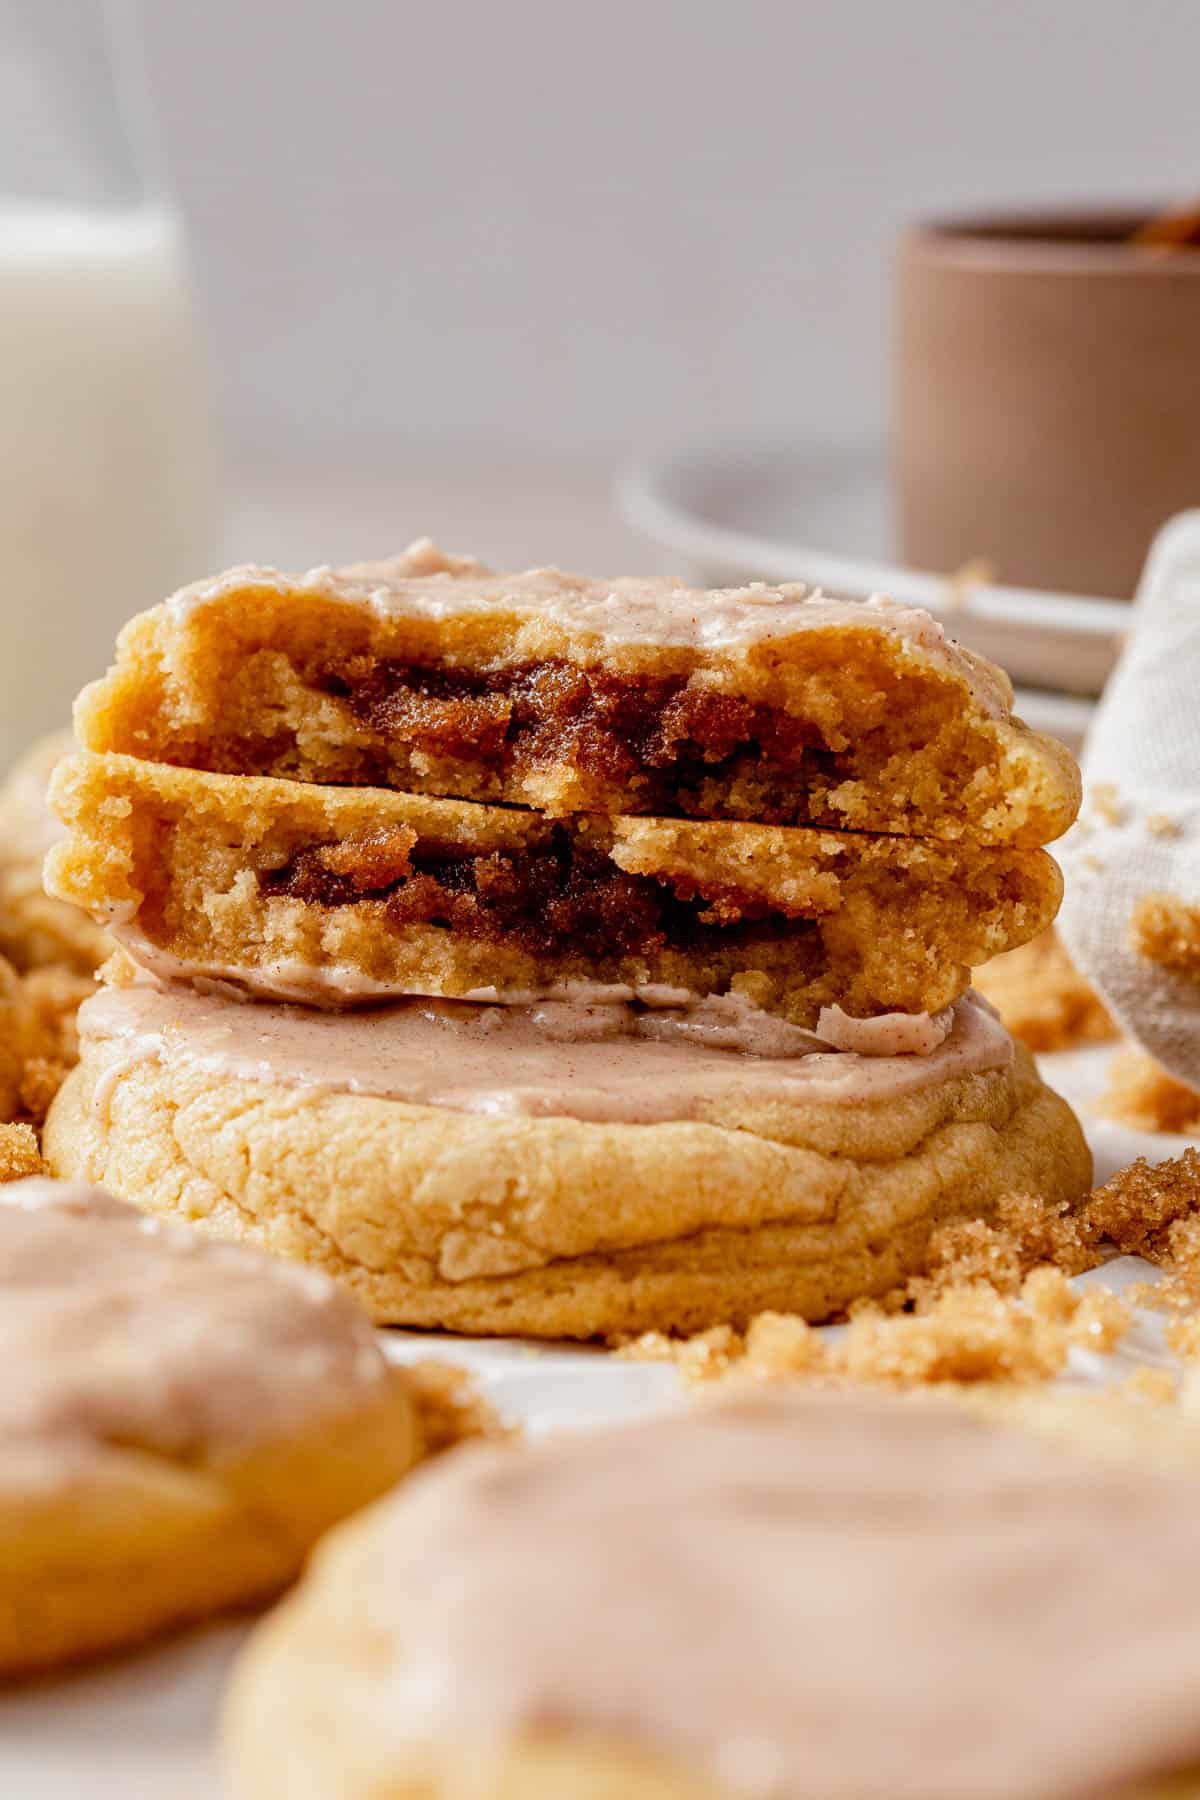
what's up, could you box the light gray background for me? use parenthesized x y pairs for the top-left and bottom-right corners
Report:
(140, 0), (1200, 464)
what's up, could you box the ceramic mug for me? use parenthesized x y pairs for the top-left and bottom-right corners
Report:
(892, 210), (1200, 600)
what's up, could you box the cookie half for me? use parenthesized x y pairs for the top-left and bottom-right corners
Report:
(0, 1177), (420, 1676)
(47, 753), (1062, 1024)
(224, 1388), (1200, 1800)
(43, 981), (1091, 1337)
(75, 540), (1080, 844)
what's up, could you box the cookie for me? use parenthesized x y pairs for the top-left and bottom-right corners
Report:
(46, 753), (1061, 1023)
(0, 1176), (420, 1676)
(75, 540), (1079, 844)
(43, 979), (1091, 1337)
(0, 731), (110, 974)
(223, 1387), (1200, 1800)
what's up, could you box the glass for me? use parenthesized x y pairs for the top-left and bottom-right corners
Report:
(0, 0), (215, 764)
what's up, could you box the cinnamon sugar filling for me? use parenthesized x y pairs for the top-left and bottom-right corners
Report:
(314, 655), (945, 820)
(258, 826), (804, 962)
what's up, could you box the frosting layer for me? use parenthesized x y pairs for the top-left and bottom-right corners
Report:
(0, 1177), (391, 1481)
(168, 546), (1006, 715)
(78, 983), (1012, 1126)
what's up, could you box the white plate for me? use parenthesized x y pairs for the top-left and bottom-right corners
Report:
(0, 1040), (1185, 1798)
(617, 441), (1129, 699)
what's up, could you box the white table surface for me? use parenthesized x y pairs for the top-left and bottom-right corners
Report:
(0, 1041), (1190, 1798)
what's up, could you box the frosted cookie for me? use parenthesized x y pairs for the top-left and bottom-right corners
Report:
(0, 731), (110, 974)
(43, 981), (1091, 1338)
(46, 753), (1061, 1024)
(225, 1387), (1200, 1800)
(75, 540), (1080, 844)
(0, 1177), (421, 1677)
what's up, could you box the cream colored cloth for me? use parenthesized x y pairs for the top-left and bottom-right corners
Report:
(1058, 511), (1200, 1091)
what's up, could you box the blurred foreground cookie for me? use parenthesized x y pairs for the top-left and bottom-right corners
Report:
(225, 1387), (1200, 1800)
(47, 753), (1061, 1022)
(75, 540), (1079, 843)
(43, 981), (1090, 1337)
(0, 731), (109, 974)
(0, 1178), (420, 1676)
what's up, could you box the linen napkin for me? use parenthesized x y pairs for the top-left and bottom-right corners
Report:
(1057, 510), (1200, 1092)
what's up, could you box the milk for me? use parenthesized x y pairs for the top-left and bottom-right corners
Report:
(0, 206), (214, 765)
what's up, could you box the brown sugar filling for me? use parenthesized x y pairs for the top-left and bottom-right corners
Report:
(316, 656), (849, 820)
(258, 826), (800, 961)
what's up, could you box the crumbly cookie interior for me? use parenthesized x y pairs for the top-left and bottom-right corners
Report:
(309, 649), (1003, 831)
(48, 756), (1062, 1022)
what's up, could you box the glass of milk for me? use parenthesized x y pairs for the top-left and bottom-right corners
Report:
(0, 0), (215, 766)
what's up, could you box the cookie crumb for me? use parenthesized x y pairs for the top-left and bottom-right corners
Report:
(1130, 893), (1200, 979)
(0, 1122), (44, 1182)
(1147, 813), (1182, 839)
(1098, 1050), (1200, 1135)
(405, 1360), (514, 1456)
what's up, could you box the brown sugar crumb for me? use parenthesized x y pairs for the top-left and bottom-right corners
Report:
(742, 1312), (825, 1378)
(832, 1279), (1080, 1387)
(1090, 781), (1124, 826)
(621, 1187), (1150, 1393)
(1081, 1150), (1200, 1261)
(624, 1158), (1200, 1394)
(0, 1122), (44, 1183)
(1098, 1049), (1200, 1134)
(1116, 1366), (1178, 1404)
(404, 1360), (514, 1457)
(971, 929), (1117, 1053)
(1130, 892), (1200, 979)
(1068, 1285), (1136, 1353)
(625, 1271), (1132, 1395)
(905, 1193), (1095, 1314)
(1166, 1315), (1200, 1359)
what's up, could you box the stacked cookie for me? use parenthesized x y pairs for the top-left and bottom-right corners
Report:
(43, 542), (1090, 1336)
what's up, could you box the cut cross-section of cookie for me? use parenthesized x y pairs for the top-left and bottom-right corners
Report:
(47, 754), (1063, 1024)
(75, 540), (1080, 845)
(0, 1176), (421, 1676)
(42, 979), (1091, 1338)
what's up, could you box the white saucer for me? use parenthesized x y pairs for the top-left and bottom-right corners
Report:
(617, 441), (1128, 704)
